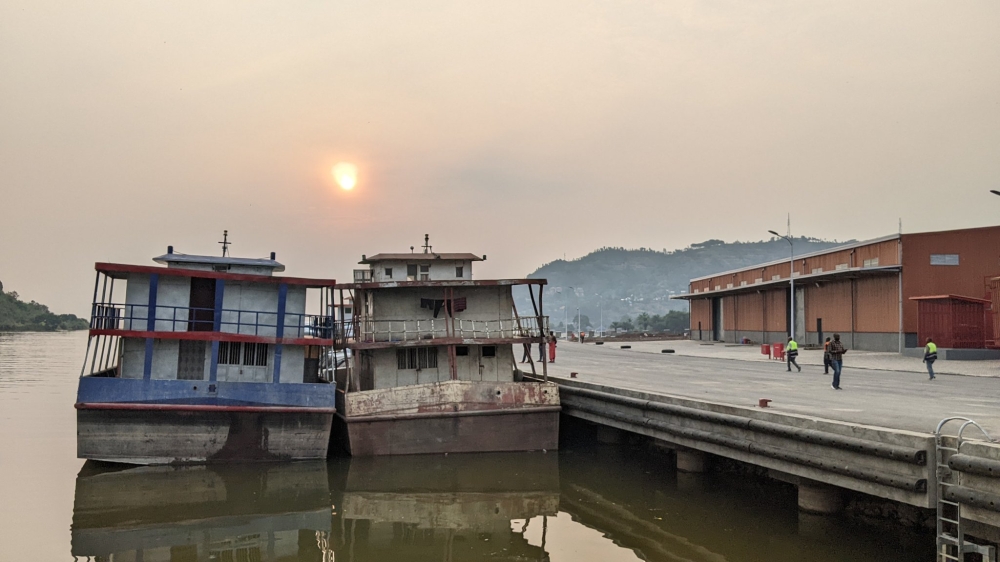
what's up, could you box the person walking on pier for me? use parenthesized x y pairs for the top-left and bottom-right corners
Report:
(823, 337), (832, 374)
(786, 337), (801, 372)
(521, 343), (531, 364)
(548, 331), (557, 363)
(829, 334), (847, 389)
(923, 337), (937, 380)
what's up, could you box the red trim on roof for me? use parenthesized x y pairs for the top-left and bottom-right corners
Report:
(339, 278), (546, 290)
(89, 329), (333, 347)
(95, 263), (335, 286)
(909, 294), (991, 304)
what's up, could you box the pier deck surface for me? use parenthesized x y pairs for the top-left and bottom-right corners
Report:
(542, 343), (1000, 436)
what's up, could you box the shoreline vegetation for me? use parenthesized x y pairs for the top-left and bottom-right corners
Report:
(0, 280), (89, 332)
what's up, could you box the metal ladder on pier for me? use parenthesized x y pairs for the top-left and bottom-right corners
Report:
(935, 417), (996, 562)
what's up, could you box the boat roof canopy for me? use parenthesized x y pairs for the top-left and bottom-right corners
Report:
(153, 253), (286, 272)
(360, 253), (485, 264)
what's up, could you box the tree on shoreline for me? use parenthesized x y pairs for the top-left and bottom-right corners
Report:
(0, 280), (89, 332)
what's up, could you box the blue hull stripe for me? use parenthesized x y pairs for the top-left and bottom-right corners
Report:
(76, 376), (339, 409)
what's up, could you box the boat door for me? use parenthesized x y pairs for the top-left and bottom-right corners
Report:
(189, 278), (216, 331)
(478, 345), (498, 381)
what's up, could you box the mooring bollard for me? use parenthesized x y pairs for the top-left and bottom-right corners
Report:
(758, 398), (772, 408)
(570, 372), (578, 378)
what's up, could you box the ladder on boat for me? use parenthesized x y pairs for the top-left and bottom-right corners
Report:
(935, 417), (996, 562)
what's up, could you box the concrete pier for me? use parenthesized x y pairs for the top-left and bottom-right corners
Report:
(675, 450), (707, 473)
(797, 482), (843, 515)
(532, 344), (1000, 534)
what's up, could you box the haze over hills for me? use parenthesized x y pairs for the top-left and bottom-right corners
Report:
(518, 237), (852, 331)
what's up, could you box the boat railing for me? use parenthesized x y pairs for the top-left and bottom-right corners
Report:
(337, 316), (549, 345)
(89, 302), (334, 340)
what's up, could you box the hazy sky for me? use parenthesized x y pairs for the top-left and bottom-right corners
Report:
(2, 1), (999, 316)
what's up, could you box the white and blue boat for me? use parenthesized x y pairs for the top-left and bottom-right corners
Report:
(75, 241), (339, 464)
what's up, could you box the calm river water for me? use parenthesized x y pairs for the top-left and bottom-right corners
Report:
(0, 331), (933, 561)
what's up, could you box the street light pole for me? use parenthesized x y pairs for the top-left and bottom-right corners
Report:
(769, 229), (795, 340)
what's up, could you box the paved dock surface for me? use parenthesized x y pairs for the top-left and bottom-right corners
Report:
(541, 343), (1000, 436)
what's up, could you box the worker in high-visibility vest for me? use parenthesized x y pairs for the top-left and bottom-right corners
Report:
(786, 336), (801, 372)
(923, 337), (938, 380)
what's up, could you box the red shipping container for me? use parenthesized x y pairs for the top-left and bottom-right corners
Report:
(910, 295), (990, 349)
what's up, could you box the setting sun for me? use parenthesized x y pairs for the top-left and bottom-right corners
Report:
(332, 162), (357, 191)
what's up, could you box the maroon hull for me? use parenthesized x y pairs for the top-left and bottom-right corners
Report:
(335, 407), (560, 456)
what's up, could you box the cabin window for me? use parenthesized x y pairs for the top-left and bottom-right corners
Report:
(863, 257), (880, 267)
(456, 346), (469, 356)
(456, 266), (464, 278)
(482, 345), (497, 358)
(218, 342), (268, 367)
(384, 267), (393, 279)
(420, 264), (430, 281)
(396, 347), (438, 370)
(407, 264), (418, 280)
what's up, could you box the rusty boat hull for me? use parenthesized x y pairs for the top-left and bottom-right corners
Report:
(333, 380), (560, 456)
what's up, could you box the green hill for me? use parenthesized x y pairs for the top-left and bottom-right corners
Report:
(522, 237), (851, 331)
(0, 280), (89, 332)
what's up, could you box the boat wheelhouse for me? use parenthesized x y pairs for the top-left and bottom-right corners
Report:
(330, 238), (560, 456)
(76, 243), (339, 464)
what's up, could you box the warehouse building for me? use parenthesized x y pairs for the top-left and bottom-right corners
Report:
(676, 226), (1000, 352)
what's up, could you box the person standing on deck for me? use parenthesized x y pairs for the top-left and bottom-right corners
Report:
(548, 331), (557, 363)
(829, 334), (847, 390)
(521, 343), (531, 364)
(538, 338), (545, 362)
(923, 337), (937, 380)
(823, 337), (832, 374)
(786, 337), (801, 372)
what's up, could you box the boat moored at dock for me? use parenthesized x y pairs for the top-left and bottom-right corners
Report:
(329, 236), (560, 456)
(75, 241), (339, 464)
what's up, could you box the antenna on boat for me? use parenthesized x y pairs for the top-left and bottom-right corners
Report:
(219, 230), (231, 257)
(423, 234), (431, 254)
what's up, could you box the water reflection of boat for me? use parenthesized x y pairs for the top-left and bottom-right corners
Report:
(71, 461), (332, 560)
(331, 452), (560, 560)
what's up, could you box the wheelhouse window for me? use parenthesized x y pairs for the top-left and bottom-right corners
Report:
(456, 266), (464, 278)
(420, 265), (430, 281)
(397, 347), (438, 370)
(407, 264), (418, 280)
(482, 345), (497, 358)
(384, 267), (393, 279)
(456, 346), (469, 356)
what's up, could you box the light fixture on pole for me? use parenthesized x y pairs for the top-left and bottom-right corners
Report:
(769, 229), (795, 340)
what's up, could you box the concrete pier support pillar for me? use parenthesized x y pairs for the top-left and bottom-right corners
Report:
(676, 450), (708, 473)
(596, 425), (623, 444)
(798, 483), (843, 515)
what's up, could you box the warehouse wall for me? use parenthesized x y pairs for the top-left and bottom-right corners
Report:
(902, 226), (1000, 335)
